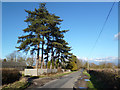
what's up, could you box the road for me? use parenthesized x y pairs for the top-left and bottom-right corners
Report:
(39, 69), (83, 89)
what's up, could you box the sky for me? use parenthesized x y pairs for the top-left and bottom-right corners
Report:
(2, 2), (118, 64)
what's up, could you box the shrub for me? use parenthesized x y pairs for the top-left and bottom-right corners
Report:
(2, 68), (21, 85)
(71, 62), (78, 71)
(57, 67), (63, 73)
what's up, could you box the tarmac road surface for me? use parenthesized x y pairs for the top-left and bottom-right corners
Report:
(39, 69), (83, 89)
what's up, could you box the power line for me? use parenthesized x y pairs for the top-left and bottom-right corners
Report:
(88, 2), (116, 59)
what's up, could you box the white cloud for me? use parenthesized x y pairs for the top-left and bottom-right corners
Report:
(79, 56), (118, 62)
(78, 56), (118, 65)
(79, 57), (93, 61)
(77, 56), (80, 59)
(114, 32), (120, 40)
(94, 59), (104, 62)
(94, 56), (118, 62)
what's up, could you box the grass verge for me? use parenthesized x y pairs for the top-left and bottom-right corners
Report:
(51, 71), (75, 78)
(83, 70), (96, 89)
(30, 71), (76, 79)
(89, 71), (103, 89)
(83, 70), (90, 77)
(2, 78), (30, 90)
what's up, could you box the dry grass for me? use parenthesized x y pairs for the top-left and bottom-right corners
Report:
(2, 77), (29, 90)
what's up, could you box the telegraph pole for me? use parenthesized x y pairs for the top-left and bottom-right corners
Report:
(87, 58), (89, 72)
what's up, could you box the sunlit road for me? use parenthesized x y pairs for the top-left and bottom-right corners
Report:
(39, 69), (83, 89)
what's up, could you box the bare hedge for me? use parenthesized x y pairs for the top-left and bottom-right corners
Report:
(2, 68), (21, 85)
(89, 69), (120, 89)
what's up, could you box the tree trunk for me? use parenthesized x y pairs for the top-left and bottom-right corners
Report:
(46, 52), (48, 69)
(54, 52), (57, 69)
(58, 52), (60, 69)
(41, 36), (44, 69)
(50, 47), (54, 69)
(36, 44), (39, 69)
(46, 38), (49, 69)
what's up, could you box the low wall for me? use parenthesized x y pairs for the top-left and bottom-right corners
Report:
(51, 69), (57, 73)
(24, 69), (58, 76)
(25, 69), (38, 76)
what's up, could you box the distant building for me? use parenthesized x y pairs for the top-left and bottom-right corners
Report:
(2, 61), (26, 71)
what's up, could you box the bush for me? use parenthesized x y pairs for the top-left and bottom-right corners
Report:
(2, 68), (21, 85)
(71, 62), (78, 71)
(57, 67), (63, 73)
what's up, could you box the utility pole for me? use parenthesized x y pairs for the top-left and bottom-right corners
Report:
(87, 58), (89, 72)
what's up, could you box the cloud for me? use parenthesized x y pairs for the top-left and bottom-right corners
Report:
(114, 32), (120, 40)
(79, 56), (118, 62)
(77, 56), (80, 59)
(79, 57), (90, 61)
(79, 57), (94, 61)
(95, 57), (118, 62)
(78, 56), (118, 65)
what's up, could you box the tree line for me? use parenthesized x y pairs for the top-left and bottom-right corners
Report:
(2, 51), (34, 67)
(89, 62), (117, 69)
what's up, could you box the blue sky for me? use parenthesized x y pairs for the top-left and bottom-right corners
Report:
(2, 2), (118, 64)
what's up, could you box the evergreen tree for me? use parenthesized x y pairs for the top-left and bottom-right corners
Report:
(66, 54), (78, 71)
(16, 3), (49, 69)
(16, 3), (71, 69)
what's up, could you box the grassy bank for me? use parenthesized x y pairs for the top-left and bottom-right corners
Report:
(83, 70), (96, 89)
(2, 78), (30, 90)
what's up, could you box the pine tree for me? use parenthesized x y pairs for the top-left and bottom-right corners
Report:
(16, 3), (71, 70)
(16, 3), (50, 69)
(46, 14), (64, 69)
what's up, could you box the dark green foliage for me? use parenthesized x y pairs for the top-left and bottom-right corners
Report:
(16, 3), (72, 69)
(16, 3), (49, 54)
(66, 54), (79, 71)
